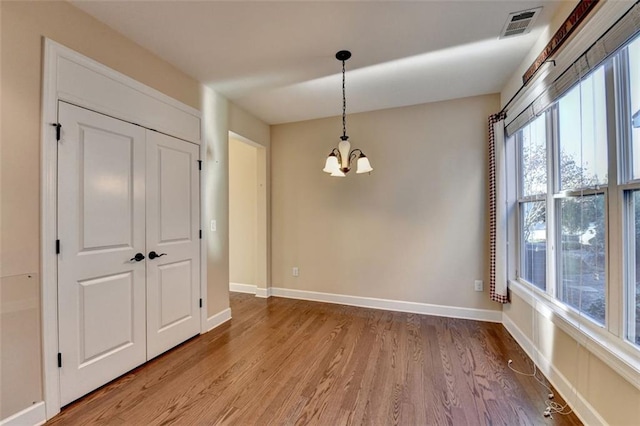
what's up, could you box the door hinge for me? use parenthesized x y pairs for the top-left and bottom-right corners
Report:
(199, 298), (203, 308)
(58, 353), (62, 368)
(56, 239), (60, 254)
(197, 160), (202, 170)
(51, 123), (61, 141)
(199, 230), (202, 239)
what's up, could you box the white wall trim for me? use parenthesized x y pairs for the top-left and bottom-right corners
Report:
(205, 308), (232, 332)
(229, 283), (257, 294)
(0, 402), (46, 426)
(255, 287), (272, 298)
(269, 287), (502, 322)
(40, 38), (203, 420)
(510, 279), (640, 391)
(46, 39), (201, 143)
(502, 313), (606, 426)
(41, 37), (62, 421)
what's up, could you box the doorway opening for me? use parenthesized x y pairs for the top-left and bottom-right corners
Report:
(228, 132), (268, 297)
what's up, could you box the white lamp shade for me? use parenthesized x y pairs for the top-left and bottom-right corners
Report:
(330, 169), (346, 177)
(323, 154), (340, 173)
(356, 155), (373, 173)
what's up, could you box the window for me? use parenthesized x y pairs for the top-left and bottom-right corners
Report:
(557, 67), (608, 190)
(512, 33), (640, 342)
(517, 115), (547, 290)
(555, 68), (608, 325)
(558, 194), (606, 324)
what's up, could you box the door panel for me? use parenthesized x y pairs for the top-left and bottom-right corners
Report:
(58, 102), (147, 406)
(146, 131), (200, 359)
(78, 272), (135, 364)
(158, 146), (192, 242)
(158, 260), (193, 330)
(80, 126), (135, 250)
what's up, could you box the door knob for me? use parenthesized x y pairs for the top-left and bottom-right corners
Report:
(148, 251), (167, 260)
(130, 253), (145, 262)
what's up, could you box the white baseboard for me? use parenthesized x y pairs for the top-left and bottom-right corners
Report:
(255, 287), (272, 298)
(269, 287), (502, 323)
(229, 283), (257, 294)
(502, 313), (606, 426)
(205, 308), (232, 332)
(0, 402), (46, 426)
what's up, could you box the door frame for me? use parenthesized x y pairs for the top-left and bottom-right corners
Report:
(41, 39), (205, 419)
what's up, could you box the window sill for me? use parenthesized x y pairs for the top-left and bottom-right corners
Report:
(508, 279), (640, 391)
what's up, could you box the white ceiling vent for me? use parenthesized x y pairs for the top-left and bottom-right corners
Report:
(500, 7), (542, 39)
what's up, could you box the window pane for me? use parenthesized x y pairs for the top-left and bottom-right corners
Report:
(521, 201), (546, 290)
(558, 67), (608, 190)
(558, 194), (606, 325)
(628, 190), (640, 346)
(629, 36), (640, 180)
(521, 115), (547, 196)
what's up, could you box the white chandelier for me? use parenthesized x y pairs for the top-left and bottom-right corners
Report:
(323, 50), (373, 177)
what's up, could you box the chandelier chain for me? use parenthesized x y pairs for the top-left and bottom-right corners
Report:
(342, 59), (347, 139)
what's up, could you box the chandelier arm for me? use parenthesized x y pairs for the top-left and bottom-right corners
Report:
(349, 149), (362, 164)
(332, 147), (342, 163)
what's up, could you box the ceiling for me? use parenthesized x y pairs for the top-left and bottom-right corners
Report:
(71, 1), (564, 125)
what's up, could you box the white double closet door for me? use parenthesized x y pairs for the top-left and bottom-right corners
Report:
(57, 102), (201, 406)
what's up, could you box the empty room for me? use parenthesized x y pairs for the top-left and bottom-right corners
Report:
(2, 0), (640, 425)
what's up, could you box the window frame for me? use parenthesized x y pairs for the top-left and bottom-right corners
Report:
(516, 112), (550, 291)
(553, 189), (608, 327)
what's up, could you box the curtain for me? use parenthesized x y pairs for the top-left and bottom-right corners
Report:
(489, 113), (509, 303)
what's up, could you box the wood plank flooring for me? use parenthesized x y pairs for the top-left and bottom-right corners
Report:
(47, 293), (582, 425)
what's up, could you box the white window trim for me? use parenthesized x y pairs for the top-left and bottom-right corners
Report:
(509, 278), (640, 391)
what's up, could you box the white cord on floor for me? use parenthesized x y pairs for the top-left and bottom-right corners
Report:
(507, 359), (573, 418)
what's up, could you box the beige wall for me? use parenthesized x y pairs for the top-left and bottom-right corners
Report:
(202, 87), (230, 316)
(229, 138), (258, 285)
(229, 103), (271, 150)
(201, 98), (269, 312)
(271, 94), (500, 310)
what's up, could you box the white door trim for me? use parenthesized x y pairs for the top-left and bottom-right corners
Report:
(41, 38), (203, 420)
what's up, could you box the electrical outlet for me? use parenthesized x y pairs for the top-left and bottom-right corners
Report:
(474, 280), (484, 292)
(292, 267), (299, 277)
(210, 220), (216, 232)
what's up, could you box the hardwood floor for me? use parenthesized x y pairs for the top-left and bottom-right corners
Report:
(47, 293), (582, 425)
